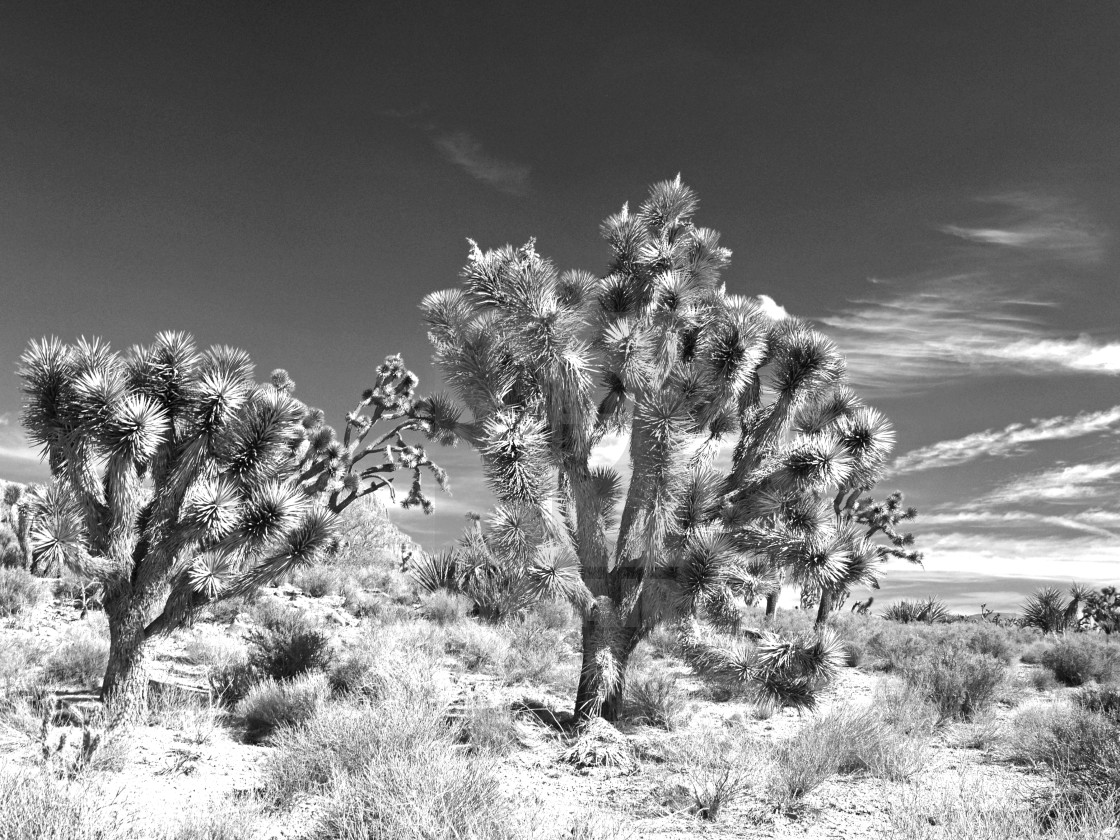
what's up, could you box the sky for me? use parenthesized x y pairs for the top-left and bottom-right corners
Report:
(1, 1), (1117, 613)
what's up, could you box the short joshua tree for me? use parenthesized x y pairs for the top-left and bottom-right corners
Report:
(19, 334), (449, 713)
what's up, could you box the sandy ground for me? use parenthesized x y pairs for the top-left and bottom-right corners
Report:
(0, 588), (1065, 840)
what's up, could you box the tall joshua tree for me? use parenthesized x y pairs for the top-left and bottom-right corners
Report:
(422, 177), (898, 721)
(19, 333), (448, 713)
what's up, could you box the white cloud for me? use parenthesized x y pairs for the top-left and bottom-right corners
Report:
(755, 294), (789, 321)
(979, 460), (1120, 506)
(434, 131), (530, 196)
(892, 405), (1120, 474)
(940, 192), (1105, 264)
(818, 275), (1120, 391)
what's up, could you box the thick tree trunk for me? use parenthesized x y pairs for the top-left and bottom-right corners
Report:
(573, 613), (640, 723)
(101, 594), (154, 718)
(815, 590), (833, 627)
(765, 590), (780, 618)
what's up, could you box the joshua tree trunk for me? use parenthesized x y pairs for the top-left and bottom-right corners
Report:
(101, 589), (158, 716)
(766, 591), (780, 618)
(815, 590), (833, 627)
(574, 613), (640, 723)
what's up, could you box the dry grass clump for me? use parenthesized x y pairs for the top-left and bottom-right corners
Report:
(245, 601), (334, 681)
(235, 672), (330, 743)
(452, 702), (522, 755)
(263, 671), (524, 840)
(498, 613), (577, 688)
(900, 648), (1009, 721)
(1038, 635), (1120, 687)
(886, 776), (1119, 839)
(420, 589), (471, 625)
(291, 563), (345, 598)
(767, 700), (930, 809)
(0, 772), (122, 839)
(43, 616), (110, 689)
(0, 567), (45, 617)
(654, 729), (757, 822)
(624, 671), (691, 731)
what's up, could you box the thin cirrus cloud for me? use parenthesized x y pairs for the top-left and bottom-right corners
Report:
(978, 459), (1120, 506)
(917, 510), (1118, 539)
(817, 275), (1120, 392)
(892, 405), (1120, 474)
(434, 131), (531, 196)
(940, 192), (1106, 264)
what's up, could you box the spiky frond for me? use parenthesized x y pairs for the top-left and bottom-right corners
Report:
(480, 410), (553, 506)
(526, 544), (591, 609)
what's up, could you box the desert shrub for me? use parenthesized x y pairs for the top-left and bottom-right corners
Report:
(843, 640), (863, 667)
(445, 621), (511, 672)
(0, 567), (44, 617)
(453, 703), (521, 754)
(1039, 635), (1120, 686)
(886, 776), (1120, 839)
(208, 659), (257, 707)
(0, 771), (121, 839)
(43, 618), (110, 689)
(420, 590), (470, 626)
(768, 701), (928, 808)
(328, 628), (444, 704)
(531, 598), (575, 632)
(236, 673), (330, 743)
(1030, 667), (1059, 692)
(624, 672), (690, 730)
(658, 730), (755, 822)
(163, 800), (265, 840)
(53, 575), (103, 613)
(900, 649), (1009, 721)
(1006, 702), (1120, 774)
(292, 564), (344, 598)
(263, 688), (522, 839)
(1072, 683), (1120, 723)
(202, 595), (247, 624)
(646, 623), (683, 660)
(873, 677), (940, 735)
(499, 613), (575, 687)
(245, 603), (333, 681)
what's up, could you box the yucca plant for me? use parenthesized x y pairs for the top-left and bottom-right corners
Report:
(422, 176), (900, 720)
(1020, 584), (1089, 634)
(18, 334), (449, 714)
(882, 597), (950, 624)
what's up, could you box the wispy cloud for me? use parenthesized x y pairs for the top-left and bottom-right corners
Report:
(893, 405), (1120, 474)
(918, 510), (1118, 539)
(940, 192), (1106, 264)
(434, 131), (530, 196)
(979, 459), (1120, 506)
(818, 275), (1120, 391)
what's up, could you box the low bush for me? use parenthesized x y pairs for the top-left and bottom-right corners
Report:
(1072, 682), (1120, 723)
(645, 623), (683, 660)
(624, 672), (690, 731)
(768, 701), (929, 808)
(292, 564), (344, 598)
(0, 771), (119, 839)
(444, 621), (510, 673)
(43, 618), (110, 689)
(0, 567), (44, 617)
(659, 730), (755, 822)
(208, 659), (257, 707)
(420, 590), (470, 626)
(236, 673), (330, 743)
(901, 649), (1009, 721)
(263, 686), (524, 839)
(53, 575), (103, 613)
(499, 613), (575, 688)
(1039, 635), (1120, 686)
(453, 703), (521, 755)
(1005, 702), (1120, 777)
(873, 677), (940, 736)
(203, 596), (247, 624)
(245, 602), (334, 681)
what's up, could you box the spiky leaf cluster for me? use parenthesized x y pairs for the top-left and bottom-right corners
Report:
(18, 333), (447, 638)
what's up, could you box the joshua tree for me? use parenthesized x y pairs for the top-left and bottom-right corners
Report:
(1083, 586), (1120, 635)
(422, 177), (898, 720)
(19, 333), (448, 713)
